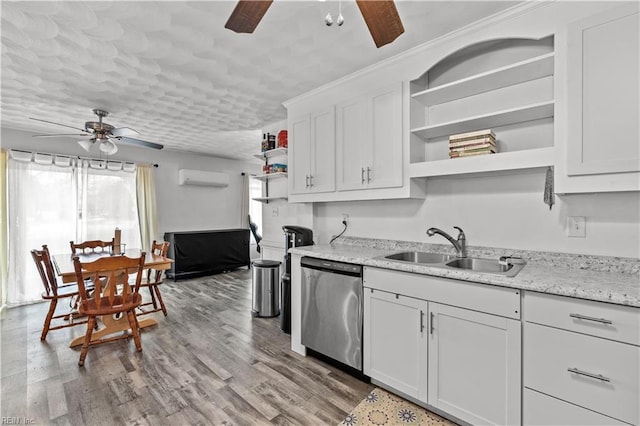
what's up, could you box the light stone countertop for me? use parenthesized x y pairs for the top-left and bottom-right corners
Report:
(289, 241), (640, 308)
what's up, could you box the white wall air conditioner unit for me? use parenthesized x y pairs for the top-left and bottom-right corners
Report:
(178, 169), (230, 187)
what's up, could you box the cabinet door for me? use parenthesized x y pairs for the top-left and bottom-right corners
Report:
(523, 388), (628, 426)
(336, 96), (369, 191)
(428, 302), (521, 426)
(363, 288), (428, 401)
(368, 83), (403, 189)
(567, 3), (640, 176)
(289, 115), (311, 195)
(309, 107), (335, 194)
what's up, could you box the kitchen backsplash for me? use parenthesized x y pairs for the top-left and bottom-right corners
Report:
(335, 236), (640, 276)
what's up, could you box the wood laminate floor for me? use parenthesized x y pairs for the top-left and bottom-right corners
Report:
(0, 269), (373, 425)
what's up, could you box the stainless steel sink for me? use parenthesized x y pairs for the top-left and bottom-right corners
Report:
(383, 251), (454, 264)
(445, 257), (525, 277)
(379, 251), (526, 277)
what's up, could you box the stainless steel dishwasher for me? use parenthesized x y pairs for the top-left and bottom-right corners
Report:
(301, 256), (363, 371)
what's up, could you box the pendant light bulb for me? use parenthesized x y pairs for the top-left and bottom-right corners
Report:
(324, 12), (333, 26)
(99, 138), (118, 155)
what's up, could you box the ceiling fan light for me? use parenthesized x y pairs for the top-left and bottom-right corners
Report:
(99, 139), (118, 155)
(77, 139), (92, 152)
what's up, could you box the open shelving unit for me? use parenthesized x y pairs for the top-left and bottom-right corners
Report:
(411, 52), (555, 106)
(252, 171), (288, 181)
(409, 39), (555, 178)
(252, 146), (288, 204)
(253, 147), (288, 160)
(411, 101), (554, 140)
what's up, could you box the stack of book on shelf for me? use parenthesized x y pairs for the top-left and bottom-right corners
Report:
(449, 129), (497, 158)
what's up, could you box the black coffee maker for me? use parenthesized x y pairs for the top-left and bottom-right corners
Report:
(281, 225), (313, 334)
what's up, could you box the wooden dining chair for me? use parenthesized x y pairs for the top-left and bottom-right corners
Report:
(31, 245), (90, 340)
(70, 238), (115, 255)
(137, 240), (170, 317)
(72, 253), (146, 366)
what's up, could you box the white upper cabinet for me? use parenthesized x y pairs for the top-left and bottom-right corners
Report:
(336, 83), (403, 191)
(409, 36), (556, 178)
(288, 108), (336, 195)
(556, 2), (640, 193)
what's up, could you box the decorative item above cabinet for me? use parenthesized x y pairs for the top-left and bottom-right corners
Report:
(409, 36), (555, 178)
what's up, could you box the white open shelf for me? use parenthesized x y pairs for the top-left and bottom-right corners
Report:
(411, 101), (554, 140)
(253, 147), (288, 160)
(412, 53), (555, 106)
(252, 172), (288, 181)
(252, 196), (288, 203)
(409, 147), (554, 177)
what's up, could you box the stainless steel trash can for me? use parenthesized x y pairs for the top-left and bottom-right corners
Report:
(251, 260), (281, 317)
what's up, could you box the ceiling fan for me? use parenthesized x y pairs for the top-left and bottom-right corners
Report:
(224, 0), (405, 48)
(30, 109), (164, 155)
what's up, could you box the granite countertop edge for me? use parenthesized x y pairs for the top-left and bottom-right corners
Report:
(289, 243), (640, 308)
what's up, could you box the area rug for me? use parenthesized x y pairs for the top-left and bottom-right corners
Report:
(340, 387), (456, 426)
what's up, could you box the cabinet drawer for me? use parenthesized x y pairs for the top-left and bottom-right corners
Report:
(523, 388), (628, 426)
(524, 323), (639, 425)
(364, 267), (520, 319)
(524, 292), (640, 345)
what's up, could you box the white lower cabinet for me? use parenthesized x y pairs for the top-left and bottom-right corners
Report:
(523, 292), (640, 426)
(428, 302), (521, 425)
(363, 267), (522, 425)
(363, 288), (427, 400)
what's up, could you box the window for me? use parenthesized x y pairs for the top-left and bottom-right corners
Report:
(7, 157), (140, 304)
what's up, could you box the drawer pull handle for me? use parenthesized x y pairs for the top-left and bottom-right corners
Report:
(567, 367), (611, 382)
(569, 313), (613, 325)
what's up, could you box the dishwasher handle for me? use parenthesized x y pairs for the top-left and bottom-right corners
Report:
(301, 256), (362, 277)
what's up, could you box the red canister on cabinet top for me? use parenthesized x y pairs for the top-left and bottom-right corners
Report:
(277, 130), (288, 148)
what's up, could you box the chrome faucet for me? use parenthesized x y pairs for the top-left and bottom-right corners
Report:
(426, 226), (467, 258)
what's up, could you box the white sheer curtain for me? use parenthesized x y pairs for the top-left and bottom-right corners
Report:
(6, 153), (141, 305)
(78, 160), (141, 248)
(1, 150), (8, 308)
(7, 158), (76, 304)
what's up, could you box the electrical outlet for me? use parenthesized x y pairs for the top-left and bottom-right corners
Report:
(342, 214), (349, 225)
(567, 216), (586, 238)
(272, 207), (279, 217)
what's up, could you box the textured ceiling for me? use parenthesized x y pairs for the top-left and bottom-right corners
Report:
(1, 1), (518, 161)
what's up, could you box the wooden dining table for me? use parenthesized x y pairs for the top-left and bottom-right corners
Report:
(52, 249), (173, 347)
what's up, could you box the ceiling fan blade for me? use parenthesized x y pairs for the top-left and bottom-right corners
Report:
(115, 136), (164, 150)
(356, 0), (405, 48)
(110, 127), (139, 137)
(224, 0), (273, 33)
(29, 117), (88, 132)
(33, 133), (91, 138)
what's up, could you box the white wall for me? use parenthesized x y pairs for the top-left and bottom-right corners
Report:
(1, 127), (261, 242)
(312, 169), (640, 258)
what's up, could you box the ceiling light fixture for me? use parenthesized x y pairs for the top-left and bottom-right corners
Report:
(77, 139), (92, 152)
(98, 138), (118, 155)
